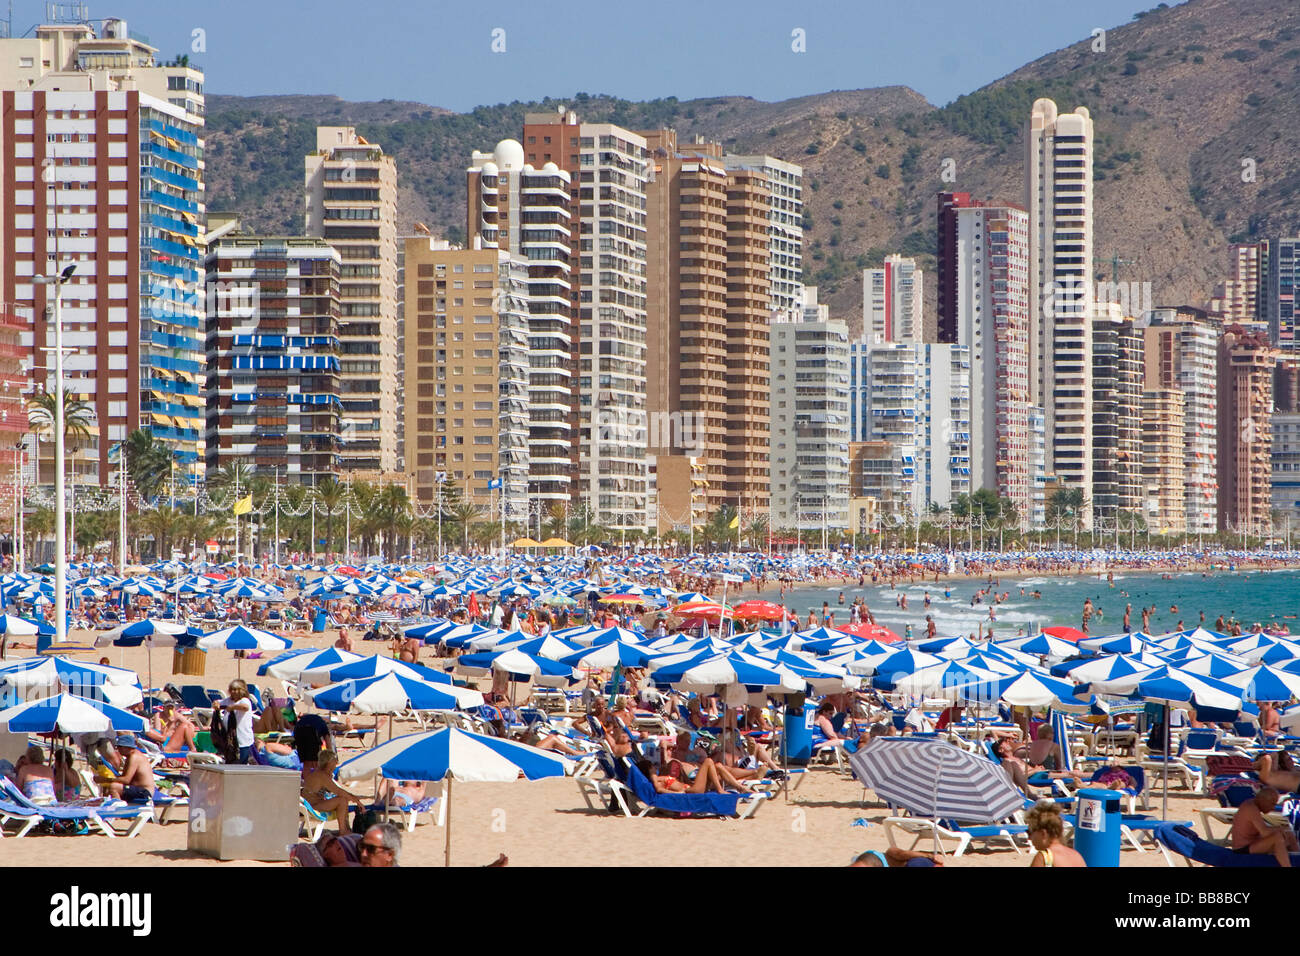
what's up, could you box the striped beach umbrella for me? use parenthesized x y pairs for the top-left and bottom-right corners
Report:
(334, 726), (570, 866)
(848, 737), (1024, 824)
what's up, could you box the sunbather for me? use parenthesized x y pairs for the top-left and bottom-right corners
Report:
(1230, 787), (1297, 867)
(301, 749), (364, 835)
(15, 745), (57, 805)
(155, 703), (199, 752)
(1254, 752), (1300, 793)
(1017, 724), (1086, 786)
(51, 747), (81, 801)
(377, 778), (427, 808)
(636, 756), (730, 795)
(100, 734), (158, 803)
(1025, 803), (1086, 867)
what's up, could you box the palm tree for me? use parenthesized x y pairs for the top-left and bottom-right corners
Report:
(29, 389), (95, 484)
(124, 429), (172, 501)
(448, 501), (483, 552)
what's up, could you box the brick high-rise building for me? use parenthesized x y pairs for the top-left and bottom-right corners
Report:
(1027, 100), (1095, 525)
(304, 126), (398, 475)
(722, 166), (773, 510)
(641, 130), (773, 519)
(1218, 324), (1279, 537)
(0, 16), (207, 487)
(643, 130), (728, 513)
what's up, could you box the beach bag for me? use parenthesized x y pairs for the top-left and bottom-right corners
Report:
(208, 709), (240, 764)
(351, 808), (382, 834)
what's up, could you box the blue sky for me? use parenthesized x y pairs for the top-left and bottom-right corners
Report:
(30, 0), (1167, 109)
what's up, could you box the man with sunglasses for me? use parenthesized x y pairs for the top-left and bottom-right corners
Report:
(359, 823), (402, 867)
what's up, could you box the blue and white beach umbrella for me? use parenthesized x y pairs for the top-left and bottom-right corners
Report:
(198, 625), (292, 651)
(455, 648), (576, 687)
(303, 654), (453, 686)
(1221, 664), (1300, 703)
(334, 726), (570, 866)
(259, 646), (366, 681)
(0, 692), (147, 735)
(309, 671), (483, 714)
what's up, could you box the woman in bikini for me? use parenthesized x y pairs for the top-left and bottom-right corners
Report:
(635, 757), (732, 795)
(301, 749), (364, 834)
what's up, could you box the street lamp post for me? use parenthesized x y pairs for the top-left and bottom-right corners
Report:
(35, 265), (76, 642)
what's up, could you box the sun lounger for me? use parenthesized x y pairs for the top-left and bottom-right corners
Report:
(299, 797), (330, 842)
(0, 778), (154, 838)
(623, 763), (767, 819)
(883, 815), (1032, 858)
(1155, 822), (1300, 867)
(575, 752), (638, 816)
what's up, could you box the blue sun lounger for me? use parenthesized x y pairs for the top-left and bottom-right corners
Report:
(0, 778), (154, 838)
(1155, 823), (1300, 867)
(623, 764), (767, 819)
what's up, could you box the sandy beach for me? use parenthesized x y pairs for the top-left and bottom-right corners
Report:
(1, 625), (1218, 868)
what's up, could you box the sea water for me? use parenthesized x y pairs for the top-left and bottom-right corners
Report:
(777, 566), (1300, 639)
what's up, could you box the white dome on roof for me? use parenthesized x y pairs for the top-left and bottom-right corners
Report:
(494, 139), (525, 171)
(542, 161), (559, 173)
(480, 161), (498, 177)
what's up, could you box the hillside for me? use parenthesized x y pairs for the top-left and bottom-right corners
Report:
(203, 0), (1300, 335)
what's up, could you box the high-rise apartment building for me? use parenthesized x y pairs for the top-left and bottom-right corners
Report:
(1140, 388), (1186, 535)
(304, 126), (397, 475)
(863, 255), (923, 344)
(1217, 325), (1278, 537)
(1091, 304), (1143, 523)
(402, 237), (530, 524)
(642, 131), (728, 513)
(940, 194), (1035, 527)
(1271, 412), (1300, 529)
(517, 111), (650, 531)
(467, 139), (573, 514)
(204, 231), (341, 483)
(0, 17), (206, 485)
(722, 166), (773, 509)
(1140, 308), (1220, 535)
(770, 290), (849, 532)
(917, 344), (973, 512)
(1210, 241), (1267, 326)
(851, 341), (918, 508)
(1268, 237), (1299, 353)
(722, 154), (803, 315)
(641, 130), (774, 518)
(1027, 99), (1094, 524)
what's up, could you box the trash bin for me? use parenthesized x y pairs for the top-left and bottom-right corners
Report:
(783, 702), (813, 765)
(312, 610), (328, 633)
(172, 646), (206, 676)
(187, 764), (302, 861)
(1073, 787), (1122, 867)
